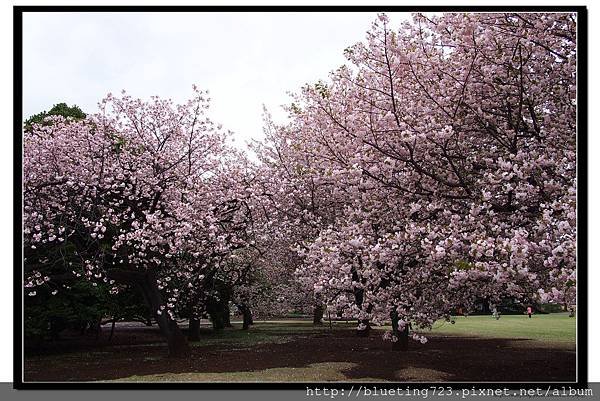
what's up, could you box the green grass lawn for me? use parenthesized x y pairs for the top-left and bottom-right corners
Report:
(113, 315), (576, 382)
(191, 314), (576, 349)
(26, 316), (577, 382)
(189, 319), (355, 348)
(421, 313), (576, 345)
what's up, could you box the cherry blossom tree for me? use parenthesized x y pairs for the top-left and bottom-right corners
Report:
(24, 87), (255, 356)
(271, 12), (576, 348)
(23, 11), (578, 355)
(250, 113), (351, 325)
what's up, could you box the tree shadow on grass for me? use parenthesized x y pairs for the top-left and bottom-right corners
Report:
(24, 326), (575, 382)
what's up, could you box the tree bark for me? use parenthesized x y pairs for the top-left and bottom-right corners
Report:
(353, 290), (371, 336)
(207, 298), (225, 330)
(239, 303), (253, 330)
(395, 325), (410, 351)
(222, 302), (233, 328)
(188, 317), (201, 341)
(94, 319), (102, 340)
(107, 269), (190, 358)
(139, 271), (190, 357)
(352, 264), (371, 336)
(356, 319), (372, 337)
(210, 313), (224, 330)
(313, 304), (324, 326)
(108, 319), (116, 341)
(391, 310), (409, 351)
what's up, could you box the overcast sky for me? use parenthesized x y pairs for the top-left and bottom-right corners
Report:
(23, 12), (408, 148)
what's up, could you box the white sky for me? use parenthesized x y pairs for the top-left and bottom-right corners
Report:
(23, 12), (409, 148)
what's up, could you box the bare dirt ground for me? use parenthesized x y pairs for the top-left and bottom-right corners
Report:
(23, 321), (575, 382)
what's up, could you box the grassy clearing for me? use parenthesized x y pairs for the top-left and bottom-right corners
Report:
(25, 317), (577, 382)
(189, 320), (355, 348)
(189, 328), (293, 348)
(110, 316), (577, 382)
(421, 313), (576, 345)
(192, 314), (576, 349)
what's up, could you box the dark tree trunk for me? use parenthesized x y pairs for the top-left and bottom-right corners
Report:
(188, 317), (201, 341)
(394, 325), (410, 351)
(108, 319), (116, 341)
(210, 313), (224, 330)
(313, 304), (324, 326)
(107, 269), (190, 358)
(352, 263), (371, 336)
(222, 302), (233, 328)
(354, 288), (372, 337)
(391, 309), (409, 351)
(239, 303), (253, 330)
(356, 319), (371, 337)
(353, 289), (371, 336)
(139, 271), (190, 357)
(207, 290), (232, 329)
(187, 291), (202, 341)
(94, 319), (102, 340)
(207, 299), (225, 331)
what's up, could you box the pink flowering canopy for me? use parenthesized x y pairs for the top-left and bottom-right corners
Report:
(267, 12), (576, 339)
(24, 87), (257, 319)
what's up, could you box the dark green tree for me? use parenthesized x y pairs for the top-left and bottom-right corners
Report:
(24, 103), (86, 132)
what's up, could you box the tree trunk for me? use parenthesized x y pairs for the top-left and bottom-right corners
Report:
(313, 304), (324, 326)
(108, 319), (116, 341)
(391, 310), (409, 351)
(210, 313), (224, 330)
(352, 265), (371, 336)
(207, 299), (225, 330)
(107, 269), (190, 358)
(94, 319), (102, 340)
(186, 288), (204, 341)
(356, 319), (371, 337)
(188, 317), (201, 341)
(394, 325), (410, 351)
(140, 271), (190, 357)
(239, 304), (253, 330)
(222, 302), (233, 328)
(354, 292), (372, 337)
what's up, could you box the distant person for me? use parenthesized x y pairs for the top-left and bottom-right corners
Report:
(492, 306), (500, 320)
(569, 307), (575, 318)
(527, 306), (532, 318)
